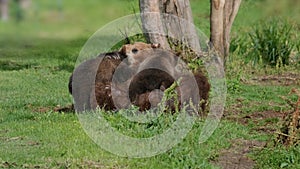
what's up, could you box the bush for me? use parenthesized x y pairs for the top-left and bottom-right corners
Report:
(249, 19), (294, 66)
(230, 35), (250, 56)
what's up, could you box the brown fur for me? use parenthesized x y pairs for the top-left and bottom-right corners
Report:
(125, 48), (210, 113)
(131, 69), (210, 113)
(69, 42), (210, 113)
(69, 42), (160, 112)
(194, 70), (210, 111)
(133, 89), (164, 111)
(119, 42), (160, 67)
(174, 70), (210, 113)
(69, 52), (125, 111)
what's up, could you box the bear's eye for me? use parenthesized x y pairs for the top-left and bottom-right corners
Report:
(132, 48), (138, 54)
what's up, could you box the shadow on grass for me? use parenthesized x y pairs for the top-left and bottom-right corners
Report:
(54, 64), (75, 72)
(0, 60), (74, 72)
(0, 60), (38, 71)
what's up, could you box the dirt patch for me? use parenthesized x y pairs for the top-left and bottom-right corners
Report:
(227, 110), (285, 133)
(0, 129), (9, 134)
(28, 104), (74, 113)
(33, 106), (52, 113)
(233, 110), (284, 124)
(76, 160), (108, 169)
(224, 98), (285, 133)
(1, 162), (18, 168)
(53, 104), (74, 113)
(0, 60), (38, 71)
(0, 162), (44, 169)
(215, 76), (299, 168)
(43, 159), (121, 169)
(219, 101), (285, 168)
(212, 139), (266, 169)
(249, 73), (300, 86)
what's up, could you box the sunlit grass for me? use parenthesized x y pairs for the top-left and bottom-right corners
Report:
(0, 0), (300, 168)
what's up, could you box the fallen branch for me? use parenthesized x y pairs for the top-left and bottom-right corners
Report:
(275, 131), (297, 139)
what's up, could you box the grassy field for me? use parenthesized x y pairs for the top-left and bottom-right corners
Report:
(0, 0), (300, 168)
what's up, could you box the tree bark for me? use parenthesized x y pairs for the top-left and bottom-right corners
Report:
(139, 0), (241, 63)
(160, 0), (201, 54)
(139, 0), (170, 49)
(210, 0), (242, 65)
(139, 0), (201, 54)
(19, 0), (31, 10)
(0, 0), (9, 21)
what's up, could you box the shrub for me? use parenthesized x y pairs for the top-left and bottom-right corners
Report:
(249, 19), (294, 66)
(230, 35), (250, 56)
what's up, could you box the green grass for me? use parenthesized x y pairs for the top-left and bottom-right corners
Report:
(1, 0), (300, 168)
(253, 146), (300, 169)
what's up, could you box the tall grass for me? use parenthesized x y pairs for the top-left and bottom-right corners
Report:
(248, 19), (294, 66)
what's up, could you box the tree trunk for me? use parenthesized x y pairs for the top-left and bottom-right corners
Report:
(139, 0), (201, 55)
(0, 0), (9, 21)
(210, 0), (242, 65)
(139, 0), (170, 49)
(160, 0), (201, 54)
(19, 0), (31, 10)
(139, 0), (241, 63)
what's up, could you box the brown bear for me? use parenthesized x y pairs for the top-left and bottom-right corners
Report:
(125, 47), (210, 114)
(69, 41), (210, 114)
(114, 46), (179, 111)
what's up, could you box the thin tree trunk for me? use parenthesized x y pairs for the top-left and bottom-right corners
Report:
(210, 0), (225, 58)
(223, 0), (242, 60)
(0, 0), (9, 21)
(210, 0), (241, 65)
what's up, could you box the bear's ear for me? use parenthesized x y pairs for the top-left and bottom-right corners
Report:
(151, 43), (160, 48)
(119, 45), (127, 54)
